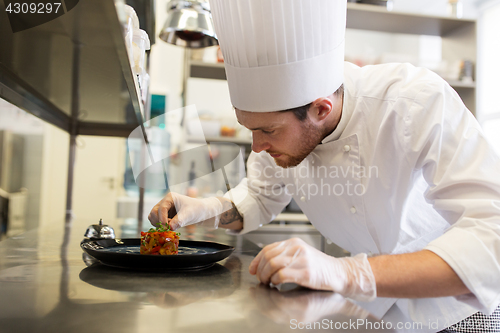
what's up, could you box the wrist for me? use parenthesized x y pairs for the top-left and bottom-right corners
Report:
(199, 197), (223, 227)
(339, 254), (377, 302)
(201, 197), (223, 214)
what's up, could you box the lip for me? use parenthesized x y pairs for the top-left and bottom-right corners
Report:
(269, 153), (282, 158)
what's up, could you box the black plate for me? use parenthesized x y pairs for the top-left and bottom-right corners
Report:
(81, 238), (234, 271)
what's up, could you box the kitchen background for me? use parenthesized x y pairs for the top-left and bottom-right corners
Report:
(0, 0), (499, 251)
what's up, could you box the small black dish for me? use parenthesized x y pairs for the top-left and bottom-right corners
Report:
(81, 238), (234, 271)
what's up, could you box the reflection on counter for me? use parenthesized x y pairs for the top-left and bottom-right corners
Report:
(80, 260), (238, 309)
(243, 286), (394, 332)
(249, 285), (372, 324)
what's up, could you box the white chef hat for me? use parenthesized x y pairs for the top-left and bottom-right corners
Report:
(209, 0), (346, 112)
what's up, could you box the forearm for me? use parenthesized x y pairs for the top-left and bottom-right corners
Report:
(216, 197), (243, 230)
(368, 250), (470, 298)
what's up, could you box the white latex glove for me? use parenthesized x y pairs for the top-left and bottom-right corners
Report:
(148, 192), (223, 230)
(249, 238), (377, 302)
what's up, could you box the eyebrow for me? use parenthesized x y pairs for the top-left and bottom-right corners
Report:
(237, 120), (276, 131)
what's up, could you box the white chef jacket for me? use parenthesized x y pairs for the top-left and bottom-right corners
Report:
(224, 62), (500, 326)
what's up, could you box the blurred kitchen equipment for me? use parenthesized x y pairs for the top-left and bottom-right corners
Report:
(6, 188), (28, 237)
(159, 0), (218, 48)
(448, 0), (463, 18)
(83, 219), (116, 240)
(0, 188), (7, 238)
(350, 0), (394, 9)
(132, 29), (151, 75)
(220, 117), (237, 137)
(460, 60), (474, 83)
(122, 5), (140, 64)
(187, 118), (221, 138)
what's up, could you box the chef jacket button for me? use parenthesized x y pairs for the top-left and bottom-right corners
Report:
(300, 196), (306, 202)
(259, 224), (263, 227)
(326, 239), (333, 245)
(350, 206), (357, 214)
(343, 145), (351, 152)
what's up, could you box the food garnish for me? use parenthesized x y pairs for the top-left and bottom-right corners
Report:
(140, 224), (180, 255)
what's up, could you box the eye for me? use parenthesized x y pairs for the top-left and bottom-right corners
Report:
(262, 129), (275, 135)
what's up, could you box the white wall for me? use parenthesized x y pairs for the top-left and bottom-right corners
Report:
(476, 0), (500, 154)
(477, 0), (500, 119)
(39, 123), (69, 228)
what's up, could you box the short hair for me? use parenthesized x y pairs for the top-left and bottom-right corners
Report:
(283, 84), (344, 121)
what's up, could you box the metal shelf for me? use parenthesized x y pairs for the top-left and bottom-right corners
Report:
(187, 135), (252, 145)
(0, 0), (146, 136)
(447, 80), (476, 89)
(190, 60), (226, 81)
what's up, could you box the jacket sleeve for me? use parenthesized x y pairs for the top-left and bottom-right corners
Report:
(224, 151), (292, 234)
(404, 75), (500, 314)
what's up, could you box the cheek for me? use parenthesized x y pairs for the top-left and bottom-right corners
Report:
(272, 132), (300, 152)
(283, 127), (303, 143)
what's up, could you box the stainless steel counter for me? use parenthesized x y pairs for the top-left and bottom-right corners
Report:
(0, 222), (436, 333)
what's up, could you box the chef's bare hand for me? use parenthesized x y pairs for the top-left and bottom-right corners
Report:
(148, 192), (223, 231)
(248, 238), (377, 302)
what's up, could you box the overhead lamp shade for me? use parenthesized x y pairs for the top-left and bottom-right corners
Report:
(159, 0), (218, 48)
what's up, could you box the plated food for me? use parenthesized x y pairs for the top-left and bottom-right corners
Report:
(140, 226), (180, 255)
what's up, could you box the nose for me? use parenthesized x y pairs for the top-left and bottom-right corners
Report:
(251, 132), (271, 153)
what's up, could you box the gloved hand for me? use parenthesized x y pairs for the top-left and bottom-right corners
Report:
(148, 192), (223, 230)
(249, 238), (377, 302)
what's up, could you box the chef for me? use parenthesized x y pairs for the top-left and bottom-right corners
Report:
(148, 0), (500, 329)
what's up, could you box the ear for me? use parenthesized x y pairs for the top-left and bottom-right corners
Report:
(308, 97), (333, 124)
